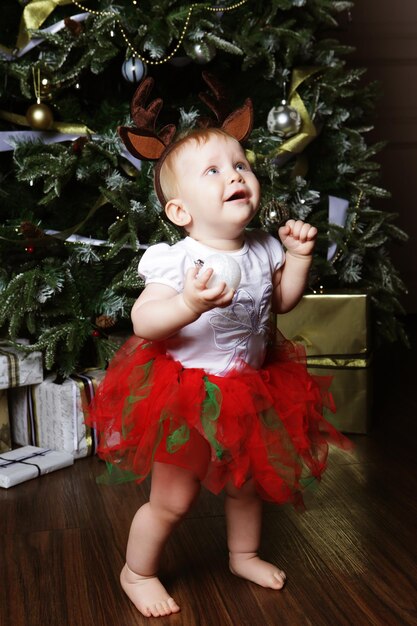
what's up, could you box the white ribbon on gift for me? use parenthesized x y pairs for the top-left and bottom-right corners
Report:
(44, 229), (149, 249)
(0, 129), (142, 170)
(0, 129), (85, 152)
(327, 195), (349, 261)
(0, 13), (89, 59)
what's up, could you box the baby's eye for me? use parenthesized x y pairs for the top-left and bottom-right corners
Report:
(236, 162), (248, 171)
(206, 167), (219, 175)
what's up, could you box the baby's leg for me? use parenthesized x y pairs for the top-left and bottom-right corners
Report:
(224, 479), (286, 590)
(121, 461), (201, 617)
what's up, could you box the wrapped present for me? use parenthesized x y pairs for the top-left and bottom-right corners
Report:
(277, 293), (372, 434)
(10, 370), (105, 459)
(303, 356), (373, 434)
(0, 390), (12, 452)
(0, 445), (73, 489)
(277, 293), (370, 356)
(0, 343), (44, 390)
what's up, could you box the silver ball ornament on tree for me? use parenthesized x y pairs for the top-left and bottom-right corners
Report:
(121, 57), (147, 83)
(193, 42), (216, 64)
(267, 101), (301, 138)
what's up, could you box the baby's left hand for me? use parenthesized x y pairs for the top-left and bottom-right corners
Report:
(278, 219), (317, 257)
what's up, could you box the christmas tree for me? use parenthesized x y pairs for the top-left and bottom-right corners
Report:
(0, 0), (408, 377)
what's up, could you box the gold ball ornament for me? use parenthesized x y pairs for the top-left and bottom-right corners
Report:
(26, 102), (54, 130)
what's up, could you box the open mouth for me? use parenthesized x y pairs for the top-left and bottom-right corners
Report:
(226, 190), (247, 202)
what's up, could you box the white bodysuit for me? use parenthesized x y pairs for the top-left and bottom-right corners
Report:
(138, 229), (285, 376)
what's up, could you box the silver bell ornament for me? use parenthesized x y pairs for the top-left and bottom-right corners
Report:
(267, 101), (301, 138)
(121, 57), (147, 83)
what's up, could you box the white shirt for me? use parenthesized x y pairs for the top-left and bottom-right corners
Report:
(138, 230), (285, 376)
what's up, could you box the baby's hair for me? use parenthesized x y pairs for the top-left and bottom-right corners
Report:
(159, 127), (238, 204)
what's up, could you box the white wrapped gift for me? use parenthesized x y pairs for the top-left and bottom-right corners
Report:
(0, 445), (74, 488)
(10, 370), (105, 459)
(0, 344), (43, 390)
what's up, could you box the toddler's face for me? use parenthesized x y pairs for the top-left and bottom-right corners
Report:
(171, 134), (260, 242)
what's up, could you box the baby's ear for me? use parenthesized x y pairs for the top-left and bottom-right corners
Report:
(165, 199), (192, 227)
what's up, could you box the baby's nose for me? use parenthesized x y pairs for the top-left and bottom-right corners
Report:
(229, 168), (243, 183)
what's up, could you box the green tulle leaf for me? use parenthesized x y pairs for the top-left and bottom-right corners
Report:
(166, 424), (190, 453)
(97, 461), (140, 484)
(201, 378), (223, 460)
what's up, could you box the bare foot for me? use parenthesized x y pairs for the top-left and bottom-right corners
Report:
(120, 563), (181, 618)
(229, 552), (286, 590)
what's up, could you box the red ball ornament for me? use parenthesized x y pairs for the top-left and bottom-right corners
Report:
(25, 246), (35, 253)
(72, 137), (88, 155)
(92, 329), (101, 337)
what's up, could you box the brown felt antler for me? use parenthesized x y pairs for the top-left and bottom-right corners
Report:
(118, 77), (176, 161)
(198, 72), (231, 125)
(198, 71), (253, 143)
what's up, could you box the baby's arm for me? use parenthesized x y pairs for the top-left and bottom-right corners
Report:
(272, 219), (317, 314)
(131, 265), (235, 340)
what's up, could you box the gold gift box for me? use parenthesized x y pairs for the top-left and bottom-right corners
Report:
(277, 293), (371, 434)
(278, 293), (370, 356)
(0, 390), (12, 452)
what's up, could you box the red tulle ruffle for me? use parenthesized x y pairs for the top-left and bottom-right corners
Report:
(87, 336), (352, 509)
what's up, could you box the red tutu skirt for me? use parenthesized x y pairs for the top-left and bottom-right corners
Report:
(87, 335), (352, 509)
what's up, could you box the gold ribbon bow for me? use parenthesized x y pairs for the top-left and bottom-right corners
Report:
(277, 67), (321, 156)
(17, 0), (74, 50)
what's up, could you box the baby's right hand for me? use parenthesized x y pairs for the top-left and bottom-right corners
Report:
(182, 266), (235, 315)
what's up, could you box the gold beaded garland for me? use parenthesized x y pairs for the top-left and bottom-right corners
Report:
(70, 0), (247, 66)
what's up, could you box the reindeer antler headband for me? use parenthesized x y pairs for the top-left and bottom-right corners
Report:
(118, 72), (254, 207)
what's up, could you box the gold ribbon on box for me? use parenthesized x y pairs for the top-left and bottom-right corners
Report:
(71, 372), (102, 456)
(16, 0), (74, 50)
(0, 391), (12, 452)
(306, 356), (371, 369)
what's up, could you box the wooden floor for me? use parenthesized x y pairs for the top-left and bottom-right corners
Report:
(1, 317), (416, 626)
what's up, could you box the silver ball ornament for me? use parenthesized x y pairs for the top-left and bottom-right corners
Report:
(204, 254), (241, 290)
(121, 57), (147, 83)
(193, 42), (216, 64)
(267, 103), (301, 138)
